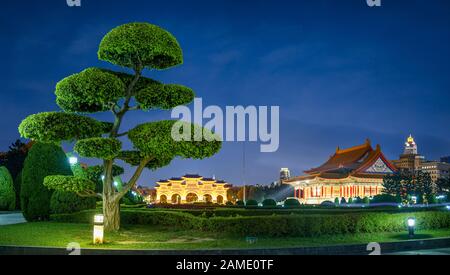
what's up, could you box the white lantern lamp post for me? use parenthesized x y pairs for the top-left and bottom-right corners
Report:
(93, 214), (104, 244)
(407, 217), (416, 238)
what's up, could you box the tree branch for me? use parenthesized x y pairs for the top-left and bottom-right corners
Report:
(128, 105), (141, 111)
(77, 190), (102, 199)
(116, 131), (129, 138)
(114, 157), (151, 201)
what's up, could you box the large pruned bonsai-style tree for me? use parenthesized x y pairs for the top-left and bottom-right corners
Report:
(19, 22), (221, 231)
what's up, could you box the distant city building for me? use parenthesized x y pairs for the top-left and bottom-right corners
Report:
(390, 135), (450, 182)
(155, 174), (232, 204)
(280, 168), (291, 181)
(392, 135), (424, 172)
(284, 139), (397, 204)
(420, 161), (450, 182)
(441, 156), (450, 164)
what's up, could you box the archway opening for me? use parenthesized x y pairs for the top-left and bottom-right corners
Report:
(160, 195), (167, 204)
(203, 194), (213, 203)
(217, 195), (224, 204)
(171, 194), (181, 204)
(186, 193), (199, 203)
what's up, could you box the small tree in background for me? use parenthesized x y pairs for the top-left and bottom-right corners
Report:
(436, 177), (450, 194)
(21, 143), (73, 221)
(362, 196), (370, 204)
(0, 166), (15, 211)
(19, 23), (221, 231)
(334, 197), (340, 205)
(415, 171), (434, 204)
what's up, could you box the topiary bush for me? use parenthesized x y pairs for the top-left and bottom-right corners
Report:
(50, 190), (96, 214)
(363, 196), (370, 204)
(284, 198), (300, 208)
(0, 166), (15, 211)
(236, 200), (245, 206)
(245, 199), (258, 207)
(372, 194), (402, 203)
(13, 171), (23, 210)
(21, 143), (73, 221)
(334, 197), (340, 205)
(262, 199), (277, 207)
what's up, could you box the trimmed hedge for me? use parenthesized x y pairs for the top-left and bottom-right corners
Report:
(51, 209), (450, 237)
(21, 143), (73, 221)
(50, 190), (96, 214)
(0, 166), (15, 211)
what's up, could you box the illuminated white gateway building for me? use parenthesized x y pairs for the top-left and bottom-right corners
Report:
(284, 140), (397, 204)
(155, 174), (232, 204)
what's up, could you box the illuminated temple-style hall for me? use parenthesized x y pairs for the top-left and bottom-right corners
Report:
(155, 175), (232, 204)
(284, 139), (397, 204)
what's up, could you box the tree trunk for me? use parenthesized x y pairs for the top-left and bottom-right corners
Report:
(103, 197), (120, 231)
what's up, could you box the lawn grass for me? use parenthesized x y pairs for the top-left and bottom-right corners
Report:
(1, 222), (449, 250)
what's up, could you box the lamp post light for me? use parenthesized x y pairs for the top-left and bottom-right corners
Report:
(93, 214), (104, 244)
(68, 156), (78, 166)
(407, 217), (416, 238)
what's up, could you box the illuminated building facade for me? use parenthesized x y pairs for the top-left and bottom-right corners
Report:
(392, 135), (424, 172)
(155, 174), (232, 204)
(284, 139), (397, 204)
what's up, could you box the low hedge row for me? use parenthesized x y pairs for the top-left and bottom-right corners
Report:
(51, 209), (450, 237)
(157, 207), (438, 218)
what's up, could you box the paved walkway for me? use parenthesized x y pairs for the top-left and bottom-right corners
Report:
(0, 213), (26, 226)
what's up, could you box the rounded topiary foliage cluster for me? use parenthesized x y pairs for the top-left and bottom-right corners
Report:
(98, 22), (183, 70)
(262, 199), (277, 207)
(284, 198), (300, 207)
(75, 137), (122, 160)
(50, 190), (96, 214)
(245, 199), (258, 207)
(0, 166), (15, 211)
(56, 68), (126, 113)
(21, 143), (73, 221)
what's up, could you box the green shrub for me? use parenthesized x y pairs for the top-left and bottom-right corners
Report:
(50, 190), (96, 214)
(340, 197), (347, 204)
(245, 200), (258, 207)
(52, 209), (450, 237)
(21, 143), (73, 221)
(320, 200), (335, 207)
(225, 201), (234, 206)
(13, 171), (22, 210)
(284, 198), (300, 207)
(262, 199), (276, 207)
(0, 166), (15, 211)
(334, 197), (340, 205)
(236, 201), (245, 206)
(372, 194), (401, 203)
(348, 197), (353, 204)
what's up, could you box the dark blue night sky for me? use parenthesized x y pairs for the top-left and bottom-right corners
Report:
(1, 0), (449, 187)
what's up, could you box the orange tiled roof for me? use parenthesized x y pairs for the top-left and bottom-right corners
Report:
(305, 139), (373, 174)
(303, 139), (397, 176)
